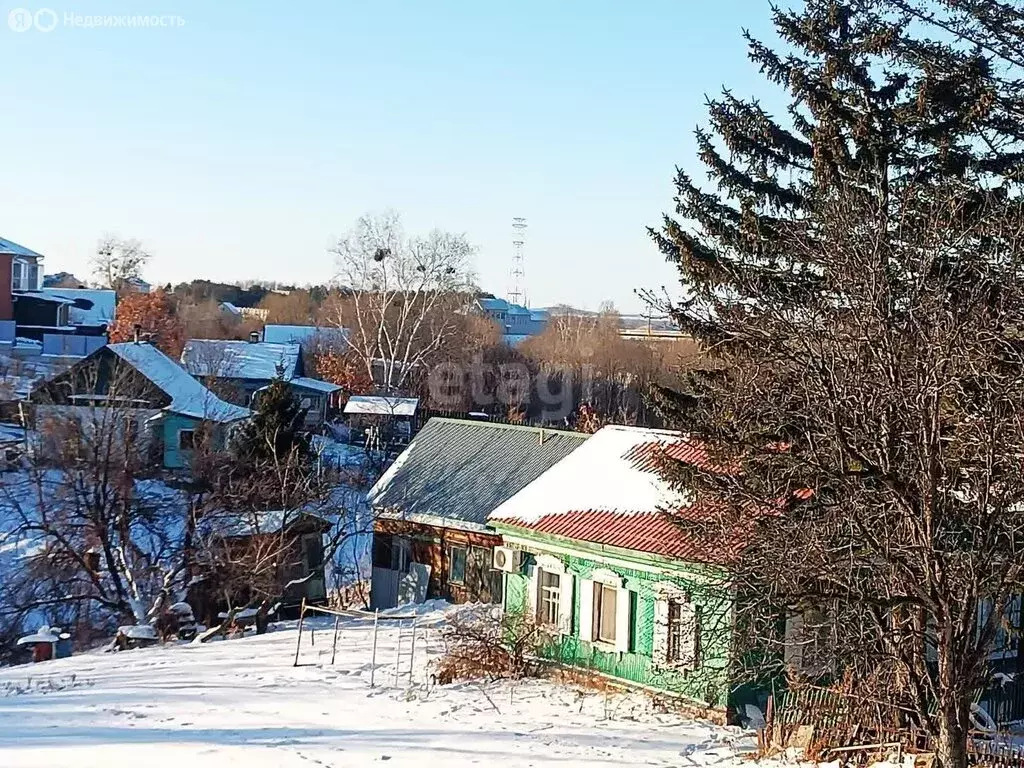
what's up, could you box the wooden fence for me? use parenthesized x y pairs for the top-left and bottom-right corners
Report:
(769, 686), (1024, 768)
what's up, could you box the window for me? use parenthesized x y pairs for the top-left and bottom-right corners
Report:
(178, 429), (195, 450)
(372, 535), (411, 572)
(11, 261), (22, 291)
(653, 587), (698, 669)
(667, 600), (698, 665)
(538, 569), (561, 626)
(594, 582), (618, 643)
(448, 546), (467, 584)
(302, 533), (324, 570)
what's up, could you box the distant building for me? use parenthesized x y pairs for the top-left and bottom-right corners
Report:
(474, 296), (549, 346)
(181, 336), (341, 429)
(262, 324), (350, 351)
(0, 235), (45, 322)
(122, 276), (152, 294)
(366, 417), (588, 609)
(42, 272), (86, 289)
(29, 339), (249, 470)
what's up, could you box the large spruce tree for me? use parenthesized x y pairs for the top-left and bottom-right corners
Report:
(651, 3), (1024, 767)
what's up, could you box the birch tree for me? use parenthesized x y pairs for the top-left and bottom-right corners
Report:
(330, 211), (476, 393)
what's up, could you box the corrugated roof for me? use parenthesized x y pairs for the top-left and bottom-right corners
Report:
(344, 395), (419, 416)
(490, 425), (739, 565)
(108, 342), (250, 422)
(39, 288), (116, 326)
(289, 376), (342, 394)
(368, 418), (589, 531)
(181, 339), (301, 381)
(263, 324), (349, 347)
(0, 236), (43, 259)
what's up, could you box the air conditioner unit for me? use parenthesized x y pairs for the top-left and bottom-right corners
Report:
(492, 546), (521, 573)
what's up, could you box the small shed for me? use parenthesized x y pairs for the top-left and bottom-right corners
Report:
(343, 396), (419, 448)
(17, 626), (72, 662)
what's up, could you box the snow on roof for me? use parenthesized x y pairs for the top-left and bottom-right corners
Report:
(181, 339), (301, 381)
(477, 297), (509, 312)
(368, 418), (588, 531)
(263, 324), (350, 347)
(16, 292), (72, 305)
(0, 236), (43, 259)
(108, 342), (250, 422)
(344, 395), (419, 417)
(289, 376), (342, 394)
(39, 288), (116, 326)
(17, 628), (65, 645)
(208, 508), (332, 539)
(220, 302), (242, 315)
(489, 425), (736, 563)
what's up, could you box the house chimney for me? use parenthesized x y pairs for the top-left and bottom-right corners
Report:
(133, 324), (142, 344)
(249, 331), (260, 344)
(538, 427), (545, 445)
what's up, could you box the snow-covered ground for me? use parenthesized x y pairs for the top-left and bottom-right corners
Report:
(0, 605), (753, 767)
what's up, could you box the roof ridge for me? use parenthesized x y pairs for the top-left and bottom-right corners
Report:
(601, 424), (683, 438)
(428, 416), (587, 439)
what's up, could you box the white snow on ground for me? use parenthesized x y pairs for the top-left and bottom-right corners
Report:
(0, 604), (753, 768)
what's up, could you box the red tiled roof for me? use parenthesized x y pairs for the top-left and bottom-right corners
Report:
(498, 505), (745, 565)
(488, 425), (753, 565)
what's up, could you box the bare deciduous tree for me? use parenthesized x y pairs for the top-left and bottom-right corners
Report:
(329, 211), (476, 393)
(91, 236), (151, 293)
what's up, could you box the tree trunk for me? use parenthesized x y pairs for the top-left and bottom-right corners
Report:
(934, 696), (970, 768)
(255, 601), (270, 635)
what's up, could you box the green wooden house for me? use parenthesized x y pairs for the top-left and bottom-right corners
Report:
(488, 425), (741, 721)
(30, 340), (250, 470)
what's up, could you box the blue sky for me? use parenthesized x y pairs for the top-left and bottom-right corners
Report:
(0, 0), (777, 312)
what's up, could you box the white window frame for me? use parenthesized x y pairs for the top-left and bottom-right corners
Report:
(579, 568), (631, 653)
(447, 545), (467, 585)
(529, 553), (573, 634)
(652, 582), (698, 670)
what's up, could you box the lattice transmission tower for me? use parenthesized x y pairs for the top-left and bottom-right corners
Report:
(508, 217), (527, 305)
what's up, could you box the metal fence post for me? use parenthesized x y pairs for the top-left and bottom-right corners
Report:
(407, 622), (418, 686)
(330, 614), (341, 665)
(370, 609), (379, 688)
(393, 620), (403, 687)
(293, 598), (307, 667)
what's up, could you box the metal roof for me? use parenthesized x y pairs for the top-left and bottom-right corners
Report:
(344, 395), (419, 416)
(0, 236), (43, 259)
(181, 339), (301, 381)
(368, 417), (588, 531)
(490, 425), (739, 565)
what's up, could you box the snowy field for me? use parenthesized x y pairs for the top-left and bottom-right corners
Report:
(0, 605), (753, 767)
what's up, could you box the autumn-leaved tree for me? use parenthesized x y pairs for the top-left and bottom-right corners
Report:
(312, 349), (373, 405)
(108, 290), (186, 358)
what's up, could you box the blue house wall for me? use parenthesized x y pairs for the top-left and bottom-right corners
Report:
(161, 413), (233, 469)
